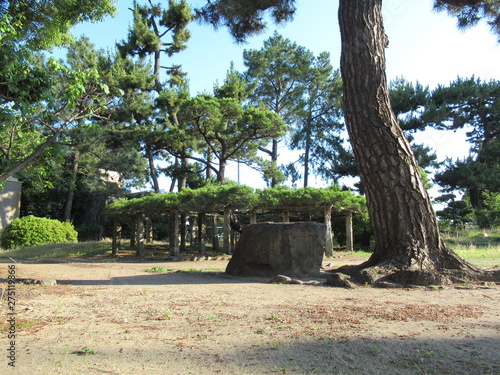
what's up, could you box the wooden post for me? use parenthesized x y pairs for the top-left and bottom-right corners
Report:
(282, 209), (290, 223)
(136, 214), (145, 257)
(223, 208), (231, 254)
(324, 205), (334, 257)
(111, 219), (121, 256)
(198, 212), (206, 253)
(171, 210), (180, 258)
(212, 215), (219, 251)
(187, 215), (193, 246)
(346, 211), (354, 252)
(145, 217), (153, 243)
(250, 210), (257, 225)
(130, 217), (136, 247)
(180, 212), (187, 251)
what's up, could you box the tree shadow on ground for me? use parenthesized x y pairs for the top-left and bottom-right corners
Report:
(47, 336), (500, 375)
(54, 272), (276, 285)
(216, 336), (500, 375)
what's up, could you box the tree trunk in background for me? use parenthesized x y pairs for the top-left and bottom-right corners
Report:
(206, 149), (213, 180)
(218, 158), (227, 183)
(169, 157), (178, 192)
(271, 139), (279, 187)
(338, 0), (474, 271)
(178, 157), (188, 191)
(303, 133), (311, 188)
(63, 151), (79, 222)
(147, 146), (160, 193)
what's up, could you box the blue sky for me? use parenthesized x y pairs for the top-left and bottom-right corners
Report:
(68, 0), (500, 190)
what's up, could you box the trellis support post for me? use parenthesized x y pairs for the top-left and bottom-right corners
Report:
(324, 205), (334, 257)
(346, 211), (354, 252)
(136, 213), (145, 257)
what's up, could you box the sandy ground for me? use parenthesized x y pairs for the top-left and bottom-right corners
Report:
(0, 254), (499, 375)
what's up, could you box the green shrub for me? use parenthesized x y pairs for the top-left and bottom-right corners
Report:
(0, 215), (78, 249)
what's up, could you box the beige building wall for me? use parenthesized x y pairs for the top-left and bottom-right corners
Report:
(0, 177), (22, 233)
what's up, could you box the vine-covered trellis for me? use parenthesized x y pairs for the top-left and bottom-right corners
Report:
(105, 183), (366, 257)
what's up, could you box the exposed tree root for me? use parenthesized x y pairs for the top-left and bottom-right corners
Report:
(325, 263), (500, 287)
(323, 242), (500, 288)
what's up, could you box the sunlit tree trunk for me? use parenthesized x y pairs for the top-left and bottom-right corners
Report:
(338, 0), (474, 271)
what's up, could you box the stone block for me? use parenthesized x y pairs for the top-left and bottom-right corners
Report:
(225, 222), (325, 278)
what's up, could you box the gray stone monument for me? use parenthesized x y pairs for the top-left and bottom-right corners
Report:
(226, 222), (326, 278)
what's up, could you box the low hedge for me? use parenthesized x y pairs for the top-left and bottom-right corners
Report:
(0, 215), (78, 249)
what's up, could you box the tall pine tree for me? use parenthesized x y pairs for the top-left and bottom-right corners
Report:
(195, 0), (499, 282)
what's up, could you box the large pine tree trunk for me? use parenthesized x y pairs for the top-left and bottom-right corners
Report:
(338, 0), (474, 272)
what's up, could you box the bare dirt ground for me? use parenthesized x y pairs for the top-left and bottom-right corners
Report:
(1, 253), (499, 375)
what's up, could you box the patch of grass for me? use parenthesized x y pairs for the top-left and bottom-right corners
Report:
(203, 266), (226, 272)
(267, 314), (280, 322)
(0, 318), (44, 332)
(419, 348), (435, 357)
(446, 227), (500, 268)
(17, 318), (45, 330)
(367, 344), (387, 355)
(453, 245), (500, 268)
(443, 227), (500, 244)
(179, 267), (203, 273)
(145, 267), (168, 273)
(0, 241), (111, 259)
(72, 347), (96, 356)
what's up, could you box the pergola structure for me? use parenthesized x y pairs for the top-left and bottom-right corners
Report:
(105, 184), (366, 257)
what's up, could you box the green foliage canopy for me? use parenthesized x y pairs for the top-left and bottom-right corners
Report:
(434, 0), (500, 41)
(0, 0), (116, 49)
(105, 183), (365, 218)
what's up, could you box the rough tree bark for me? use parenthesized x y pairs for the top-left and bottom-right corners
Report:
(338, 0), (477, 275)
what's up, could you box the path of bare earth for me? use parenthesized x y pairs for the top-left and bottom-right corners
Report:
(0, 254), (499, 375)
